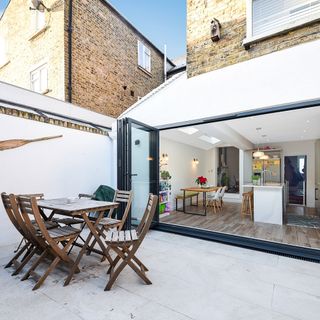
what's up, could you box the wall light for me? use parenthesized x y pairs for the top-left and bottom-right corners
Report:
(193, 158), (199, 165)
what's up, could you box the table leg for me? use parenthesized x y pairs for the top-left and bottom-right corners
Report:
(64, 210), (108, 286)
(204, 192), (207, 216)
(183, 190), (186, 213)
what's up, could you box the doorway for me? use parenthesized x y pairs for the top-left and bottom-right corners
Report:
(284, 155), (307, 205)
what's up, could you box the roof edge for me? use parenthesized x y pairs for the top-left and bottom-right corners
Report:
(0, 0), (12, 21)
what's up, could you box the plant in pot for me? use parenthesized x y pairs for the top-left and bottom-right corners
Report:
(195, 176), (207, 187)
(160, 170), (171, 180)
(252, 175), (260, 186)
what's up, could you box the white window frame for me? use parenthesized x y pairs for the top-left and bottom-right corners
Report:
(0, 35), (8, 67)
(30, 63), (48, 94)
(138, 40), (151, 73)
(243, 0), (320, 46)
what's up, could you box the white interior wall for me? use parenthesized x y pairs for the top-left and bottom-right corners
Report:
(160, 137), (208, 209)
(0, 114), (115, 246)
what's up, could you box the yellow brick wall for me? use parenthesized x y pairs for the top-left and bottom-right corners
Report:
(65, 0), (166, 117)
(187, 0), (320, 78)
(0, 0), (65, 100)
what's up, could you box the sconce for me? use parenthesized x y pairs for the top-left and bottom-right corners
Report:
(162, 153), (169, 162)
(210, 18), (221, 42)
(160, 153), (169, 167)
(193, 158), (199, 165)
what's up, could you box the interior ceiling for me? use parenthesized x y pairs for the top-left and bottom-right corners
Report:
(160, 107), (320, 151)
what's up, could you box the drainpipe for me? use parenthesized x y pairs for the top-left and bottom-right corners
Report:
(67, 0), (73, 103)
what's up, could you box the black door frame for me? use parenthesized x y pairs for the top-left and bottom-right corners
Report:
(118, 99), (320, 262)
(117, 118), (159, 228)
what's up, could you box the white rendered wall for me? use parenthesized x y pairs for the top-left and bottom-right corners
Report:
(160, 137), (208, 209)
(122, 40), (320, 127)
(0, 115), (115, 246)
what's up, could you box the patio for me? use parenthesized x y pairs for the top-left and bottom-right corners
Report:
(1, 230), (320, 320)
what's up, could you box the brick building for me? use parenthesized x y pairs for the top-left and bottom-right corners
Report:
(187, 0), (320, 78)
(0, 0), (174, 117)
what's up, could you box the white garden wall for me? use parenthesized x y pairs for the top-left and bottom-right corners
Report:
(0, 83), (117, 246)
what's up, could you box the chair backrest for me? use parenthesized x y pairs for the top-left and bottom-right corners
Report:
(219, 186), (227, 197)
(136, 194), (158, 241)
(18, 196), (71, 261)
(214, 187), (223, 200)
(109, 190), (133, 230)
(1, 192), (26, 239)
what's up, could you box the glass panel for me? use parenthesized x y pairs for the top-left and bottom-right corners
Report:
(130, 123), (151, 225)
(285, 155), (306, 205)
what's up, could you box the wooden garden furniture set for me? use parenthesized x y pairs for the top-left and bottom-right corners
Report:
(1, 190), (158, 291)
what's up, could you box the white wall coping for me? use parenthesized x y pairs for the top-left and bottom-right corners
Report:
(0, 81), (116, 128)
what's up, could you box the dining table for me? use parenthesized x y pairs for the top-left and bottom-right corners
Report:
(37, 197), (119, 286)
(180, 186), (220, 216)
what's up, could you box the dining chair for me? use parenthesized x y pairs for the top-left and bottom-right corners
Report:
(207, 187), (222, 213)
(17, 196), (81, 290)
(218, 186), (227, 208)
(86, 190), (133, 257)
(103, 194), (158, 291)
(1, 193), (58, 275)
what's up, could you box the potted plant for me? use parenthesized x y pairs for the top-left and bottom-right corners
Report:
(195, 176), (207, 187)
(252, 175), (260, 186)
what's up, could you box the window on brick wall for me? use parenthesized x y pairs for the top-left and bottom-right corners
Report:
(0, 36), (7, 66)
(30, 64), (48, 93)
(245, 0), (320, 42)
(33, 10), (46, 31)
(138, 40), (151, 73)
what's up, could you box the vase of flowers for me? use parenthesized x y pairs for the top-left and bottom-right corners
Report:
(195, 176), (207, 188)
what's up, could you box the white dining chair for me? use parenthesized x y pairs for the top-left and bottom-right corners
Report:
(207, 187), (222, 213)
(218, 186), (227, 208)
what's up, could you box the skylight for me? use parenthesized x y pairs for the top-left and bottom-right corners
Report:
(178, 127), (199, 135)
(199, 135), (220, 145)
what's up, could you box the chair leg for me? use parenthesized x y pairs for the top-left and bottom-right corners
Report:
(21, 249), (49, 281)
(33, 256), (61, 291)
(5, 242), (31, 269)
(105, 246), (151, 291)
(12, 246), (37, 276)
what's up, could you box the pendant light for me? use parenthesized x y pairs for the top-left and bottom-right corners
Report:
(253, 128), (264, 158)
(259, 154), (270, 160)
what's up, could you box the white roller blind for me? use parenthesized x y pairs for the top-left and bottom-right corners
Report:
(252, 0), (320, 37)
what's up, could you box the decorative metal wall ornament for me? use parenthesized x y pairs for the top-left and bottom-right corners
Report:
(210, 18), (221, 42)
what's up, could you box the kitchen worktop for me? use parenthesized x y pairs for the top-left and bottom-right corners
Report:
(243, 183), (284, 189)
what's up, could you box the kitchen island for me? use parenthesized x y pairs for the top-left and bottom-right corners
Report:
(243, 183), (285, 225)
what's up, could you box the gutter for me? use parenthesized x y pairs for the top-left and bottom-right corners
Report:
(67, 0), (73, 103)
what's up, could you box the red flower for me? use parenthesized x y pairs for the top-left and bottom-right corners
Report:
(196, 176), (207, 185)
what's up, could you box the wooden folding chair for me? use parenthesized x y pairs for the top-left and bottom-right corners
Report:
(17, 196), (81, 290)
(104, 194), (158, 291)
(1, 193), (36, 274)
(86, 190), (133, 256)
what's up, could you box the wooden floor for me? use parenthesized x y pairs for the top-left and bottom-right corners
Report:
(160, 202), (320, 250)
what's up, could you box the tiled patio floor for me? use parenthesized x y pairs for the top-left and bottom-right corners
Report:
(1, 231), (320, 320)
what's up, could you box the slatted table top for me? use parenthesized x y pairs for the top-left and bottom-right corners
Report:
(38, 198), (119, 213)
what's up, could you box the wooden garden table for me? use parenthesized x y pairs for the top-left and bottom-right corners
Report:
(180, 187), (219, 216)
(37, 198), (119, 286)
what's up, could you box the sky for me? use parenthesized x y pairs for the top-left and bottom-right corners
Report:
(0, 0), (186, 59)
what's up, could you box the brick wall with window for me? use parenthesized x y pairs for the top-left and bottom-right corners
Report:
(0, 0), (65, 99)
(66, 0), (166, 117)
(187, 0), (320, 78)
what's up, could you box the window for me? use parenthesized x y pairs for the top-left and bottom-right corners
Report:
(30, 64), (48, 93)
(138, 41), (151, 73)
(0, 36), (7, 66)
(246, 0), (320, 41)
(34, 10), (46, 31)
